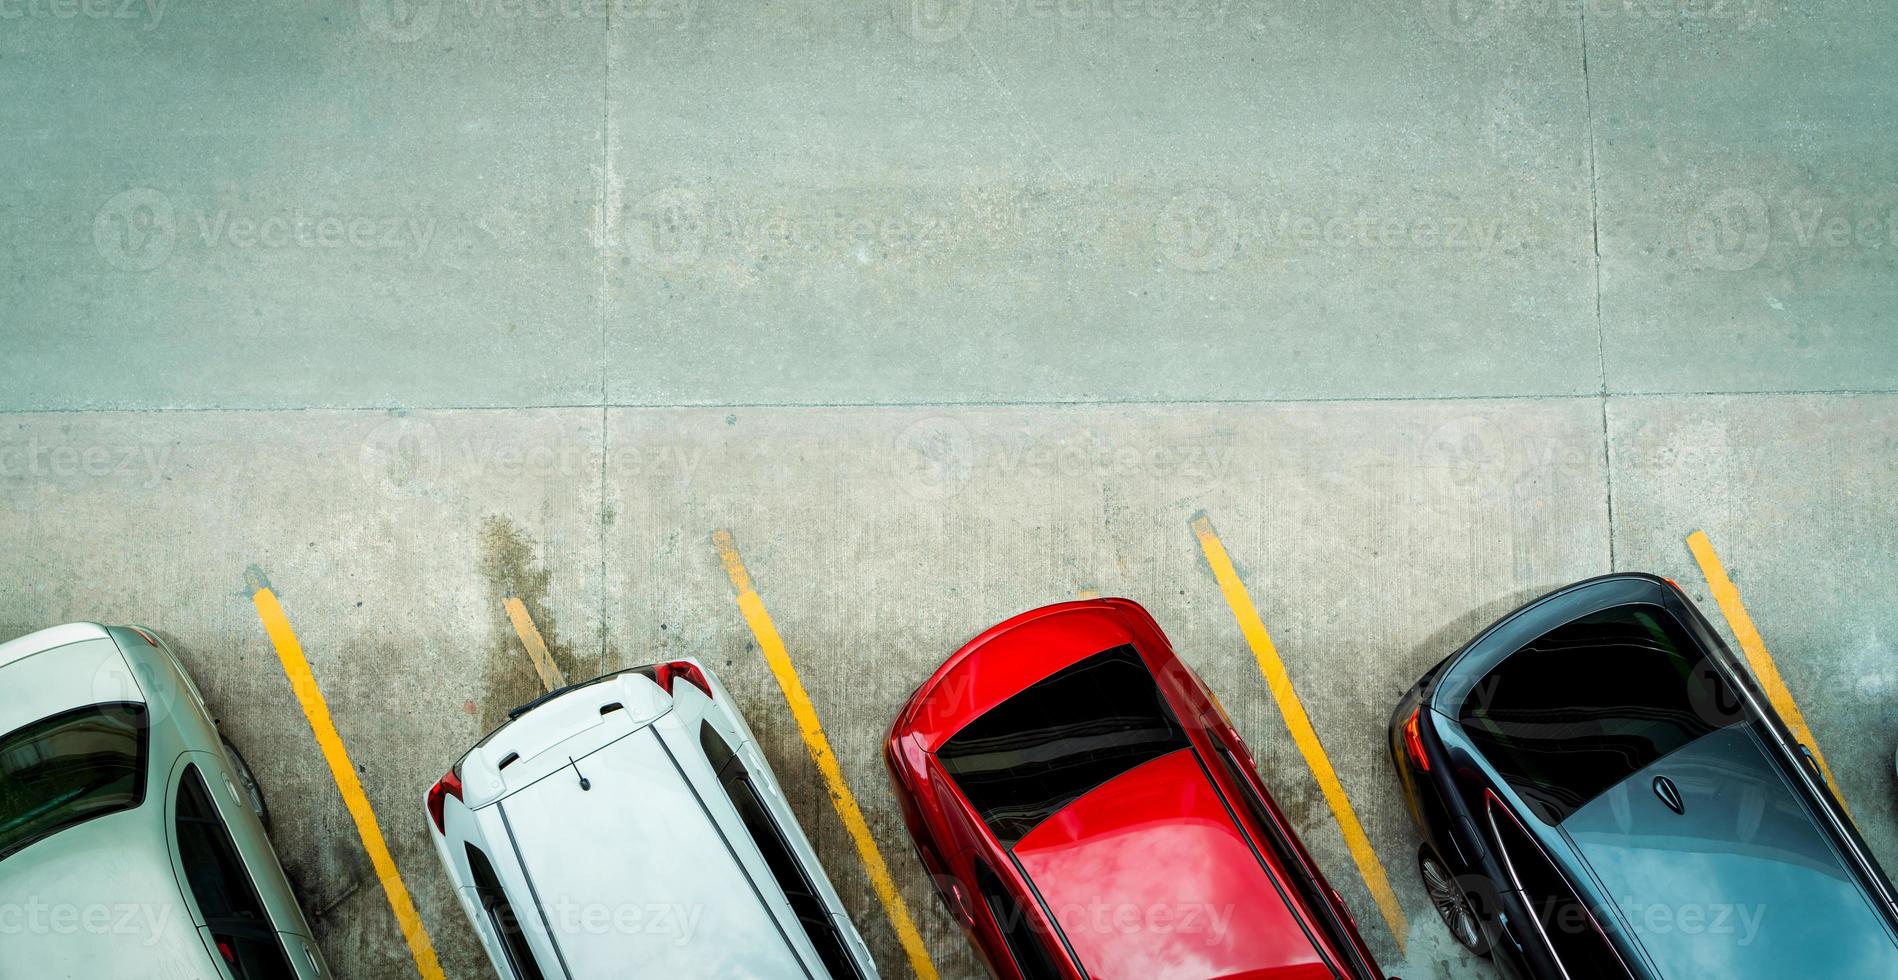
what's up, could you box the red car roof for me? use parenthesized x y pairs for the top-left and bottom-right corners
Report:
(1011, 748), (1338, 980)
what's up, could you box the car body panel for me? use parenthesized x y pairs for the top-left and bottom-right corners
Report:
(498, 726), (813, 978)
(0, 623), (327, 979)
(1011, 748), (1334, 980)
(888, 599), (1384, 980)
(0, 807), (212, 980)
(430, 659), (878, 980)
(1564, 725), (1898, 978)
(1388, 575), (1898, 979)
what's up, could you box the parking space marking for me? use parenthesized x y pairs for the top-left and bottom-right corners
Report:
(247, 574), (446, 980)
(1687, 531), (1846, 800)
(1190, 515), (1410, 950)
(711, 531), (941, 980)
(502, 596), (568, 693)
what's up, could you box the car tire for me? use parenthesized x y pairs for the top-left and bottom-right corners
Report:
(1419, 845), (1491, 958)
(223, 735), (272, 828)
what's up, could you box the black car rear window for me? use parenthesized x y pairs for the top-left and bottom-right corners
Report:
(0, 703), (148, 861)
(1458, 603), (1745, 823)
(937, 645), (1189, 847)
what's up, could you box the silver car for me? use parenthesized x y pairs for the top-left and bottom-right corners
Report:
(425, 658), (880, 979)
(0, 623), (329, 979)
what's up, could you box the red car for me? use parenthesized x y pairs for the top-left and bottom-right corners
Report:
(885, 599), (1389, 980)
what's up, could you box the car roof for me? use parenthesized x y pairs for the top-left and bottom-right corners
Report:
(477, 723), (815, 977)
(0, 625), (139, 736)
(1565, 725), (1898, 978)
(1011, 749), (1337, 979)
(0, 800), (213, 976)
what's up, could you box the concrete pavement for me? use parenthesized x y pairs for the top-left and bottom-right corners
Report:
(3, 1), (1895, 977)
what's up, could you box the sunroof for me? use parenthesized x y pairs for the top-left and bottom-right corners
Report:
(936, 645), (1189, 847)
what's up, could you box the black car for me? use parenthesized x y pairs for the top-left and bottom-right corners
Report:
(1389, 573), (1898, 979)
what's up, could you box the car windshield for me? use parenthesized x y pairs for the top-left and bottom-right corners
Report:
(1458, 603), (1744, 822)
(936, 645), (1189, 847)
(0, 703), (149, 861)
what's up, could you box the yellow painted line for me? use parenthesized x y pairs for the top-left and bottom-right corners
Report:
(249, 580), (445, 980)
(503, 596), (567, 693)
(1687, 531), (1846, 803)
(1076, 588), (1101, 599)
(1191, 516), (1410, 950)
(711, 531), (940, 980)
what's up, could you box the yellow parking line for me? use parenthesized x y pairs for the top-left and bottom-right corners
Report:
(502, 597), (568, 693)
(711, 531), (941, 980)
(1190, 516), (1410, 950)
(1686, 531), (1846, 802)
(248, 576), (445, 980)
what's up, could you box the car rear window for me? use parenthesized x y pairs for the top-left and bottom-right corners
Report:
(0, 702), (148, 861)
(1458, 603), (1744, 823)
(937, 645), (1188, 847)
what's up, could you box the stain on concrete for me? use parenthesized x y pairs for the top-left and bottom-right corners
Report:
(476, 515), (587, 732)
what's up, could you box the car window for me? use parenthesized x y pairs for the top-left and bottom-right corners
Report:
(973, 860), (1062, 980)
(1459, 603), (1744, 822)
(1488, 798), (1630, 979)
(464, 843), (547, 980)
(0, 702), (148, 861)
(705, 723), (864, 980)
(175, 764), (295, 980)
(937, 645), (1189, 846)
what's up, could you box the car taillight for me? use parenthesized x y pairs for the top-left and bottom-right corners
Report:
(1402, 707), (1431, 772)
(426, 768), (462, 834)
(654, 660), (713, 699)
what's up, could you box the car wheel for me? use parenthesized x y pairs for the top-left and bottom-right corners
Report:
(1420, 845), (1490, 957)
(223, 735), (272, 828)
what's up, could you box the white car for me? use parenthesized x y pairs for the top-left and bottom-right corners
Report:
(0, 623), (329, 979)
(425, 658), (879, 979)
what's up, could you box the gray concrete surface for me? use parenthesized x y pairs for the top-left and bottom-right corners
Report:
(3, 1), (1896, 978)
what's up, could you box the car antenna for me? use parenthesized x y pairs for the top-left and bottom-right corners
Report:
(568, 756), (591, 792)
